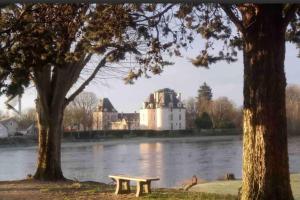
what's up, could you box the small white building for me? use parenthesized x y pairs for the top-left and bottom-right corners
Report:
(111, 113), (139, 130)
(0, 123), (8, 138)
(0, 117), (19, 136)
(140, 88), (186, 130)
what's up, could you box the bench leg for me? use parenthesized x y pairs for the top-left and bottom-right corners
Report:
(144, 181), (151, 194)
(115, 179), (121, 195)
(136, 181), (143, 197)
(123, 180), (131, 193)
(136, 181), (152, 197)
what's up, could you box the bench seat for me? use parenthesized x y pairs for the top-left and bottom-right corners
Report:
(109, 174), (160, 197)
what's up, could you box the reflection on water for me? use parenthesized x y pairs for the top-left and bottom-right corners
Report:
(0, 135), (299, 187)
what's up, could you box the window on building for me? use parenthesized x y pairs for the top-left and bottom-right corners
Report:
(179, 114), (181, 120)
(170, 114), (173, 121)
(170, 123), (173, 130)
(179, 123), (181, 129)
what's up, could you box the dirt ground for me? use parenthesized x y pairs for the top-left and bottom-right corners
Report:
(0, 179), (238, 200)
(0, 179), (140, 200)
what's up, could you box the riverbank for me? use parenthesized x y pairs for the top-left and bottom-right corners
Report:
(191, 173), (300, 200)
(0, 136), (37, 147)
(0, 179), (236, 200)
(0, 129), (241, 148)
(2, 174), (299, 200)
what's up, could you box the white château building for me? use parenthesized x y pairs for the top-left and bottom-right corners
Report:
(140, 88), (186, 130)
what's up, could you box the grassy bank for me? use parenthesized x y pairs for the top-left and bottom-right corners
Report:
(63, 129), (241, 140)
(0, 136), (37, 147)
(1, 174), (300, 199)
(0, 179), (236, 200)
(191, 173), (300, 200)
(0, 129), (241, 147)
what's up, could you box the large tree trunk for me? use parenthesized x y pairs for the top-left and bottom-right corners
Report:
(241, 5), (293, 200)
(33, 97), (65, 181)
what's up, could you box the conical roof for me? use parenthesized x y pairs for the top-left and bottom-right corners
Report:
(98, 98), (117, 112)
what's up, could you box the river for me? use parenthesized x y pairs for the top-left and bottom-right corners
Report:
(0, 135), (299, 187)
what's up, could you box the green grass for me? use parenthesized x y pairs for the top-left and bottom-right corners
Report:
(141, 189), (236, 200)
(190, 174), (300, 200)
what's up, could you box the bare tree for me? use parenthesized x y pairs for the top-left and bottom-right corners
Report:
(184, 97), (197, 129)
(286, 84), (300, 132)
(17, 108), (37, 129)
(64, 91), (98, 131)
(211, 97), (238, 128)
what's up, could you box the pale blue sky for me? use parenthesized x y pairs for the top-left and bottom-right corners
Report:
(1, 42), (300, 114)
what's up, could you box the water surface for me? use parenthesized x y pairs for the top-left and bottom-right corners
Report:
(0, 135), (299, 187)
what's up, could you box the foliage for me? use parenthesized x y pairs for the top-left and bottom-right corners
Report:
(198, 82), (213, 101)
(196, 82), (213, 115)
(195, 112), (213, 129)
(0, 4), (193, 99)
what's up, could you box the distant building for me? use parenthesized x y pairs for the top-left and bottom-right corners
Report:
(93, 98), (139, 130)
(64, 123), (85, 132)
(140, 88), (186, 130)
(0, 123), (8, 138)
(0, 117), (19, 136)
(93, 98), (118, 130)
(24, 123), (38, 136)
(111, 113), (139, 130)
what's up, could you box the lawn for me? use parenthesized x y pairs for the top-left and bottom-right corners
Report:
(0, 179), (236, 200)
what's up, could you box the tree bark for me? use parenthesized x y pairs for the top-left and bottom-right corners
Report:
(241, 5), (293, 200)
(33, 97), (65, 181)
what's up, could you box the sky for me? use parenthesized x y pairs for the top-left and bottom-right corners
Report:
(1, 42), (300, 115)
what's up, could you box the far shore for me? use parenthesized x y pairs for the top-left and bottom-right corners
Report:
(2, 130), (300, 148)
(0, 129), (242, 148)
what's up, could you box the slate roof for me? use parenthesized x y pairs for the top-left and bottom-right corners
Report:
(144, 88), (183, 109)
(97, 98), (117, 112)
(118, 113), (139, 121)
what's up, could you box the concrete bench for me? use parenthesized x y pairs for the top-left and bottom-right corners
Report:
(109, 174), (160, 197)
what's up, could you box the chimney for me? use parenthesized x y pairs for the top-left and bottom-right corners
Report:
(177, 92), (181, 101)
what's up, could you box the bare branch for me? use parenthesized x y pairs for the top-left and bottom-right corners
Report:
(64, 50), (116, 106)
(220, 4), (245, 34)
(134, 4), (174, 23)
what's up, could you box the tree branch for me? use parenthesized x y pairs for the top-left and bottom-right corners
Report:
(64, 50), (116, 106)
(133, 4), (174, 23)
(220, 4), (245, 34)
(283, 4), (299, 27)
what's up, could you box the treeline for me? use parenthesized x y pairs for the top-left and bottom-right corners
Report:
(184, 82), (242, 130)
(185, 83), (300, 132)
(1, 91), (98, 131)
(6, 84), (300, 133)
